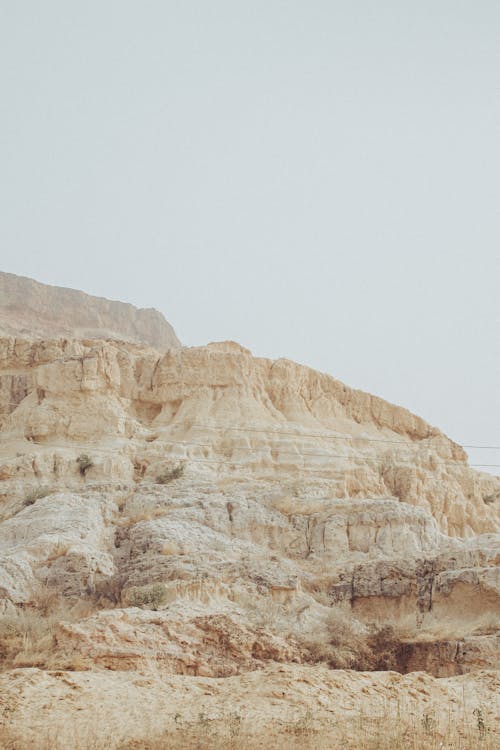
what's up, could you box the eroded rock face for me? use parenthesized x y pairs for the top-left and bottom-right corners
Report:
(55, 609), (302, 676)
(0, 330), (498, 747)
(0, 272), (181, 349)
(0, 474), (497, 678)
(0, 336), (498, 536)
(0, 492), (115, 602)
(397, 634), (500, 677)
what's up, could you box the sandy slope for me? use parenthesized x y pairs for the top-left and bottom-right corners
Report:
(1, 664), (498, 749)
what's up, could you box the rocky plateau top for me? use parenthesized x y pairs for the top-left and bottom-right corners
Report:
(0, 271), (181, 350)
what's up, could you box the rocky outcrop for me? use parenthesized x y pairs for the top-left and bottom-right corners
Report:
(0, 336), (497, 536)
(55, 609), (302, 676)
(0, 272), (180, 349)
(0, 492), (115, 604)
(0, 482), (498, 675)
(0, 328), (498, 748)
(397, 634), (500, 677)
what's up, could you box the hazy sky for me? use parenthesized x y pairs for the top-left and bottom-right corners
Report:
(1, 2), (499, 469)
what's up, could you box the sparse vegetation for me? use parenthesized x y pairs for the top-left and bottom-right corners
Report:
(421, 711), (436, 734)
(366, 624), (405, 670)
(156, 463), (185, 484)
(46, 541), (71, 563)
(300, 607), (406, 672)
(483, 493), (497, 505)
(0, 587), (96, 672)
(76, 453), (94, 477)
(114, 705), (500, 749)
(93, 573), (127, 607)
(127, 583), (167, 610)
(119, 507), (171, 527)
(23, 485), (52, 506)
(0, 701), (497, 750)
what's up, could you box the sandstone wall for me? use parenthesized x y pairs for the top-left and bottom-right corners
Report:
(0, 334), (499, 747)
(0, 336), (497, 536)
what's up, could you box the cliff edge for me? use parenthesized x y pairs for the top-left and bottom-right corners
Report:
(0, 272), (181, 349)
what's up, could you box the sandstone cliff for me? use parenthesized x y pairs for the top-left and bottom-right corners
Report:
(0, 329), (498, 748)
(0, 272), (181, 349)
(1, 337), (496, 536)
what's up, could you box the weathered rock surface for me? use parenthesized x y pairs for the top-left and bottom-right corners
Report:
(0, 272), (180, 349)
(0, 492), (115, 603)
(0, 325), (498, 747)
(1, 336), (498, 535)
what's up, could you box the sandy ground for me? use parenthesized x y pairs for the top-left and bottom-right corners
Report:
(0, 664), (498, 749)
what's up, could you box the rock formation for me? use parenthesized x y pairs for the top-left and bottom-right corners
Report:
(0, 272), (180, 349)
(0, 281), (498, 748)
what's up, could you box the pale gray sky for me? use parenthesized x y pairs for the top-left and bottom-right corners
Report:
(1, 2), (499, 469)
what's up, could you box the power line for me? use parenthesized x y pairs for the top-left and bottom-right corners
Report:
(14, 437), (500, 470)
(139, 436), (500, 468)
(188, 422), (500, 451)
(470, 464), (500, 468)
(4, 402), (500, 452)
(3, 403), (500, 457)
(462, 445), (500, 451)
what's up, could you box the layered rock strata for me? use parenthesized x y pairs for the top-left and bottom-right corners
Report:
(0, 333), (498, 747)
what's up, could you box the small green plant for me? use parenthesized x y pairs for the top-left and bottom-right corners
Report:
(421, 712), (436, 734)
(156, 463), (185, 484)
(228, 712), (242, 742)
(128, 583), (167, 610)
(287, 710), (315, 738)
(473, 707), (487, 739)
(76, 453), (94, 477)
(23, 486), (51, 506)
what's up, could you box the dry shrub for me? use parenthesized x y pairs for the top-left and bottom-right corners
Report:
(76, 453), (94, 477)
(301, 607), (405, 671)
(249, 598), (285, 631)
(0, 589), (90, 670)
(0, 716), (497, 750)
(0, 608), (60, 668)
(110, 707), (500, 750)
(23, 485), (52, 506)
(119, 507), (170, 527)
(156, 464), (185, 484)
(127, 583), (167, 611)
(301, 607), (371, 669)
(35, 585), (65, 615)
(93, 573), (128, 607)
(46, 541), (71, 562)
(366, 624), (403, 670)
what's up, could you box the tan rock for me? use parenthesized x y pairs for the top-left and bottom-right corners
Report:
(0, 314), (498, 748)
(0, 664), (498, 749)
(1, 336), (497, 536)
(0, 492), (115, 602)
(0, 271), (180, 349)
